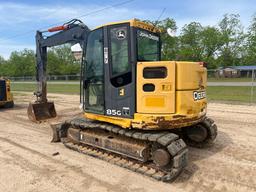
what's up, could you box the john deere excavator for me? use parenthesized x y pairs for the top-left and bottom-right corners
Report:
(0, 78), (14, 108)
(27, 19), (217, 182)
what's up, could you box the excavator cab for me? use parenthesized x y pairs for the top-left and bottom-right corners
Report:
(81, 20), (162, 120)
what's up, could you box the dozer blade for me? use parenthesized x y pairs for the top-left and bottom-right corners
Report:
(27, 101), (57, 122)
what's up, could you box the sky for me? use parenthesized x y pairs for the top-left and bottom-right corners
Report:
(0, 0), (255, 59)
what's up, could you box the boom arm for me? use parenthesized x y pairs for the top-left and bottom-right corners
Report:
(28, 19), (90, 122)
(35, 19), (90, 102)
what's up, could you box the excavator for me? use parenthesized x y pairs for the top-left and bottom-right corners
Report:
(0, 78), (14, 108)
(27, 18), (217, 182)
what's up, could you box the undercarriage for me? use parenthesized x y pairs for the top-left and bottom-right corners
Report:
(51, 116), (217, 182)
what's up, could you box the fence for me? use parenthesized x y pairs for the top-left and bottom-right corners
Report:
(207, 69), (255, 104)
(9, 74), (80, 81)
(8, 70), (256, 104)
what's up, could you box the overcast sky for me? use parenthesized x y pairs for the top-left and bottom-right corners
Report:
(0, 0), (255, 59)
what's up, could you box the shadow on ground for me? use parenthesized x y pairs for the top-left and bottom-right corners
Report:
(174, 131), (232, 183)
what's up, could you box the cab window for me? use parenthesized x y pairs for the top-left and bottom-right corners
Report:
(137, 29), (160, 61)
(110, 26), (129, 76)
(109, 24), (131, 87)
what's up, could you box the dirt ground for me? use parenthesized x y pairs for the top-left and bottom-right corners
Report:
(0, 92), (255, 192)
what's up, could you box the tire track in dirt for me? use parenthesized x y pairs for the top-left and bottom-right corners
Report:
(0, 148), (82, 192)
(0, 114), (49, 135)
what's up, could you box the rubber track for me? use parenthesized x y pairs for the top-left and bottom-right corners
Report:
(61, 117), (188, 182)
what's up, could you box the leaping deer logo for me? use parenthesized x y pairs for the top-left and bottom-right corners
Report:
(116, 30), (126, 40)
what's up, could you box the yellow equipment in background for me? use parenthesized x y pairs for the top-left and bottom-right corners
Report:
(0, 78), (14, 108)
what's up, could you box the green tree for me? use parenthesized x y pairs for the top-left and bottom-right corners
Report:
(177, 22), (204, 61)
(0, 55), (7, 76)
(217, 14), (245, 67)
(244, 14), (256, 65)
(156, 18), (178, 60)
(47, 50), (63, 75)
(0, 55), (4, 64)
(1, 45), (79, 77)
(7, 49), (35, 76)
(48, 45), (79, 75)
(200, 26), (223, 68)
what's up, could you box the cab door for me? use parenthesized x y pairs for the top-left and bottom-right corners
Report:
(103, 23), (135, 118)
(84, 28), (105, 114)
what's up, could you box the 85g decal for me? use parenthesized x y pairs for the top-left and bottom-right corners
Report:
(106, 109), (122, 116)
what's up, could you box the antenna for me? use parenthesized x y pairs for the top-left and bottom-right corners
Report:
(152, 8), (166, 31)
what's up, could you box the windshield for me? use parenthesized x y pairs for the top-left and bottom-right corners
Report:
(137, 29), (160, 61)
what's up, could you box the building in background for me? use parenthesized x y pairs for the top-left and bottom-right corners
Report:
(215, 66), (256, 78)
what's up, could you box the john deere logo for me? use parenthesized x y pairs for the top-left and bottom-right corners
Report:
(193, 91), (206, 101)
(116, 30), (126, 40)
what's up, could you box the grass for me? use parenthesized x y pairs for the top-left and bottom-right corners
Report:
(11, 83), (80, 94)
(207, 86), (256, 103)
(208, 77), (253, 82)
(11, 82), (256, 103)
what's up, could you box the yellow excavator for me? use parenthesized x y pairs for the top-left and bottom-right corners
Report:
(27, 19), (217, 182)
(0, 78), (14, 108)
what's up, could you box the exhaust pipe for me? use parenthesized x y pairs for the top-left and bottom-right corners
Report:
(27, 101), (57, 122)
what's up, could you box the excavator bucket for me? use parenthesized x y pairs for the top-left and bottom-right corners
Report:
(27, 101), (57, 122)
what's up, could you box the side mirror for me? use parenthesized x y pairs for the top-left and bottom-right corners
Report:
(71, 43), (83, 61)
(167, 28), (176, 37)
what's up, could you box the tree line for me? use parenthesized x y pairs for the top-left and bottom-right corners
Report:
(0, 45), (79, 77)
(154, 13), (256, 69)
(1, 13), (256, 77)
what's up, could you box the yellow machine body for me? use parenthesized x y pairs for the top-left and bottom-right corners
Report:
(85, 61), (207, 130)
(0, 79), (14, 108)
